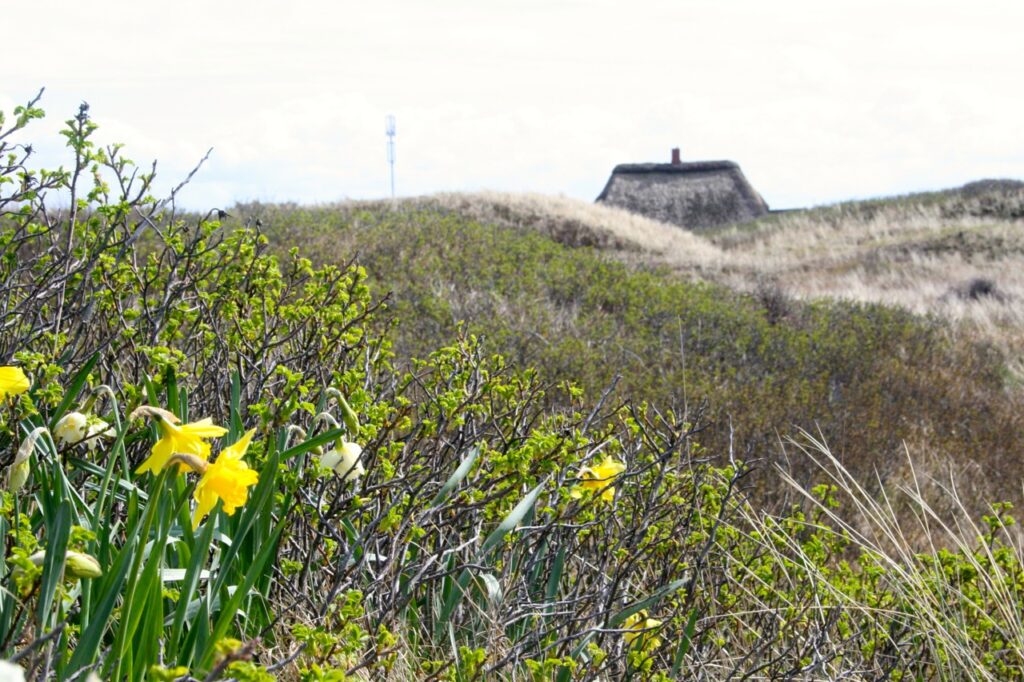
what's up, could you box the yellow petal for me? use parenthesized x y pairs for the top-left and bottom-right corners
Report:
(221, 428), (256, 461)
(191, 431), (260, 528)
(0, 366), (30, 399)
(192, 486), (219, 530)
(181, 418), (229, 439)
(135, 433), (175, 475)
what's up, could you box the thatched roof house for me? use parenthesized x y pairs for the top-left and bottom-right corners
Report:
(596, 150), (769, 231)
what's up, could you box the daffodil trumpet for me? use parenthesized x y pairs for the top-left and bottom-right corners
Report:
(190, 428), (260, 529)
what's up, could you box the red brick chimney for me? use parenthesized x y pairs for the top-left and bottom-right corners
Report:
(671, 148), (681, 165)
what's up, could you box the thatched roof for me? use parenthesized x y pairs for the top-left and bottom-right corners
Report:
(596, 160), (768, 231)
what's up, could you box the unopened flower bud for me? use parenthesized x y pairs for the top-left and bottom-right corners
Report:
(0, 659), (26, 682)
(54, 411), (115, 451)
(5, 426), (47, 492)
(338, 394), (360, 436)
(318, 441), (365, 482)
(54, 411), (88, 445)
(6, 460), (30, 492)
(336, 442), (365, 482)
(65, 551), (103, 579)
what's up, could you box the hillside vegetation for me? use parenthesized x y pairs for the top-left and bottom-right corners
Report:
(238, 196), (1024, 509)
(421, 185), (1024, 357)
(6, 95), (1024, 680)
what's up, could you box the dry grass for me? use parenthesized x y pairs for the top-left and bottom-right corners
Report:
(409, 185), (1024, 359)
(427, 191), (726, 271)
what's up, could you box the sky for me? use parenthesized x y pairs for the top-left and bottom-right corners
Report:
(2, 1), (1022, 210)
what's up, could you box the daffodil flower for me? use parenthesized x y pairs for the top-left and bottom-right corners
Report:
(191, 428), (260, 530)
(318, 441), (365, 482)
(0, 366), (30, 400)
(571, 457), (626, 502)
(132, 406), (228, 475)
(54, 411), (116, 451)
(622, 610), (662, 650)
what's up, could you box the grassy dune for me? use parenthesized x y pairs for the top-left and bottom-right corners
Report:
(419, 183), (1024, 358)
(235, 191), (1024, 513)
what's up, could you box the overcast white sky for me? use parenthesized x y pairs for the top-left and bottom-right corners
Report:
(3, 1), (1022, 210)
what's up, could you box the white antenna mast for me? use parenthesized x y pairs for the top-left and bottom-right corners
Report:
(385, 115), (396, 199)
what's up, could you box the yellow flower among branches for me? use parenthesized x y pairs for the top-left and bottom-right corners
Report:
(622, 610), (663, 650)
(131, 406), (228, 475)
(0, 366), (30, 400)
(571, 456), (626, 502)
(191, 428), (260, 530)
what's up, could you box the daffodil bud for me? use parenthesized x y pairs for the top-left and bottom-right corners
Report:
(5, 426), (47, 492)
(336, 441), (365, 482)
(318, 448), (342, 471)
(0, 659), (26, 682)
(318, 442), (365, 482)
(10, 550), (47, 581)
(65, 551), (103, 579)
(338, 394), (360, 436)
(6, 460), (29, 493)
(54, 411), (115, 451)
(53, 411), (89, 445)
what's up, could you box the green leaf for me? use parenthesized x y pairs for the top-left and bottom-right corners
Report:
(435, 479), (546, 638)
(671, 609), (699, 676)
(429, 445), (480, 507)
(278, 427), (344, 463)
(170, 514), (217, 663)
(67, 529), (138, 674)
(607, 578), (689, 628)
(37, 501), (71, 630)
(201, 520), (285, 670)
(48, 352), (99, 429)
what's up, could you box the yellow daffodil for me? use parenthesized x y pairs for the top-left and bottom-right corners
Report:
(571, 457), (626, 502)
(0, 366), (30, 400)
(192, 429), (260, 530)
(318, 441), (365, 482)
(622, 610), (662, 650)
(134, 407), (228, 475)
(54, 411), (116, 451)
